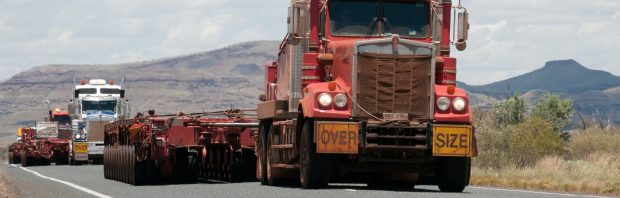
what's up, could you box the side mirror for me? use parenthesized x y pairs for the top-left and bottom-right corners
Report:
(74, 90), (80, 98)
(120, 90), (125, 98)
(455, 10), (469, 51)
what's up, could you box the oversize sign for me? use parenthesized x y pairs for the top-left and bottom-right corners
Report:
(315, 122), (359, 154)
(432, 125), (473, 157)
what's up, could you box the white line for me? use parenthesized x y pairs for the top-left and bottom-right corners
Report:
(10, 164), (112, 198)
(471, 186), (612, 198)
(344, 189), (357, 192)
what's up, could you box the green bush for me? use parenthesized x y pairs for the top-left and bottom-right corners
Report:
(492, 94), (526, 129)
(505, 118), (566, 167)
(531, 94), (574, 141)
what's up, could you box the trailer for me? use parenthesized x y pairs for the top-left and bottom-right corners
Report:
(256, 0), (476, 191)
(9, 123), (71, 167)
(103, 109), (258, 185)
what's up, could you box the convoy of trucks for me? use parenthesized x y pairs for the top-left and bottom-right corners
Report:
(5, 0), (476, 193)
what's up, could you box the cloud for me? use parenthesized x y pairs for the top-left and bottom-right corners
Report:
(0, 0), (618, 85)
(454, 0), (620, 84)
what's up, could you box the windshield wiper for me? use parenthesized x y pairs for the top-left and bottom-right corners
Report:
(382, 17), (393, 35)
(363, 17), (379, 38)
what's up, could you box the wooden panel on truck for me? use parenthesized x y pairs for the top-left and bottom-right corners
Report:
(355, 53), (432, 121)
(87, 121), (107, 142)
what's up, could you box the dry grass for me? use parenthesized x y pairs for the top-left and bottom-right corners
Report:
(471, 153), (620, 196)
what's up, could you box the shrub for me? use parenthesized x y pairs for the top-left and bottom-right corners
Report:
(505, 117), (565, 167)
(492, 94), (526, 129)
(531, 94), (574, 141)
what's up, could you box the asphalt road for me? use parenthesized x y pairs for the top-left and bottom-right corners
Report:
(0, 163), (612, 198)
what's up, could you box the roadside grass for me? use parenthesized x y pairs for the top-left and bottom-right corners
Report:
(472, 127), (620, 196)
(471, 153), (620, 196)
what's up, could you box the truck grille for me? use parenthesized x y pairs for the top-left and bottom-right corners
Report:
(354, 52), (432, 121)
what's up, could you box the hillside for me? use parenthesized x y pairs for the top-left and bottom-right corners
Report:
(460, 60), (620, 124)
(0, 41), (279, 146)
(461, 60), (620, 98)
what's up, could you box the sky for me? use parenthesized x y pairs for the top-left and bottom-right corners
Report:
(0, 0), (619, 85)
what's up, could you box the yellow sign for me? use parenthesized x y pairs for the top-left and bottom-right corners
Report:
(432, 125), (473, 157)
(315, 122), (359, 154)
(74, 143), (89, 153)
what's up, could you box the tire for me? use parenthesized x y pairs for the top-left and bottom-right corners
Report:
(437, 157), (471, 193)
(21, 151), (29, 167)
(8, 152), (14, 164)
(299, 119), (329, 189)
(258, 123), (270, 185)
(104, 147), (109, 179)
(174, 149), (189, 184)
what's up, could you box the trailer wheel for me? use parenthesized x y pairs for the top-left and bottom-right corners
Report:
(258, 122), (270, 185)
(437, 157), (470, 193)
(299, 119), (329, 189)
(21, 151), (30, 167)
(8, 152), (14, 164)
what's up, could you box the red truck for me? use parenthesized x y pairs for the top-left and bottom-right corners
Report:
(103, 109), (258, 185)
(8, 108), (73, 166)
(256, 0), (476, 191)
(8, 123), (71, 166)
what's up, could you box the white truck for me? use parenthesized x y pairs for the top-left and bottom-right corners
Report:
(69, 79), (130, 164)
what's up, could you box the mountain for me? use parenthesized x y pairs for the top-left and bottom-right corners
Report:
(0, 41), (279, 146)
(460, 60), (620, 124)
(461, 60), (620, 98)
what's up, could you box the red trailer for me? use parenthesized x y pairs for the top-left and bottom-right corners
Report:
(103, 109), (258, 185)
(11, 124), (71, 166)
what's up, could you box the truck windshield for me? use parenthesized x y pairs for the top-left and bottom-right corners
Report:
(53, 115), (71, 125)
(328, 0), (430, 38)
(82, 100), (117, 114)
(100, 88), (120, 94)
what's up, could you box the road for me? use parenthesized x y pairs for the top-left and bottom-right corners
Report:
(0, 164), (612, 198)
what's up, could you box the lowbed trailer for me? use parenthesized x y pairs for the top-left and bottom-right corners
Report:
(8, 126), (71, 166)
(103, 110), (258, 185)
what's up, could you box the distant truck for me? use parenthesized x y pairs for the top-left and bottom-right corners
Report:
(7, 123), (71, 166)
(68, 79), (130, 165)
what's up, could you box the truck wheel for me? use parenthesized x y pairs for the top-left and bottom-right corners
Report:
(21, 151), (29, 167)
(258, 123), (270, 185)
(299, 119), (329, 189)
(104, 147), (109, 179)
(438, 157), (470, 192)
(174, 149), (189, 184)
(8, 152), (14, 164)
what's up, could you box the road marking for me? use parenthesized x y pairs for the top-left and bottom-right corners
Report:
(344, 189), (357, 192)
(10, 164), (113, 198)
(471, 186), (612, 198)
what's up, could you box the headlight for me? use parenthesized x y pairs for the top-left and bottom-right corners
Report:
(318, 93), (333, 107)
(75, 134), (81, 139)
(436, 97), (450, 111)
(453, 97), (467, 111)
(334, 93), (347, 108)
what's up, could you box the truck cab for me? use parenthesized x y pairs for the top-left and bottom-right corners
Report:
(257, 0), (475, 191)
(69, 79), (130, 164)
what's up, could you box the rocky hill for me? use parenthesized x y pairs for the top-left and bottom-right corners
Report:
(460, 60), (620, 124)
(0, 41), (279, 145)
